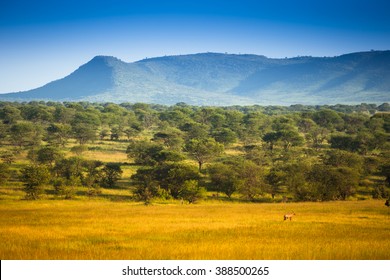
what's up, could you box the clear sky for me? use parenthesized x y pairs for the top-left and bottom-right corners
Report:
(1, 0), (389, 93)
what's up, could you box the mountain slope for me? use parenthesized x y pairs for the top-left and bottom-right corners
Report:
(1, 51), (389, 105)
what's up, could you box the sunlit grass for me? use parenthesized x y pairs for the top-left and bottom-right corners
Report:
(0, 200), (388, 260)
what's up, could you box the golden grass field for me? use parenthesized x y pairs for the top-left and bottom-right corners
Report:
(0, 199), (389, 260)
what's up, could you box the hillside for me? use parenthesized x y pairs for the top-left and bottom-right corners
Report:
(1, 51), (389, 105)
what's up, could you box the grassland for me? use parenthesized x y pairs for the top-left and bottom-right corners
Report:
(0, 199), (389, 260)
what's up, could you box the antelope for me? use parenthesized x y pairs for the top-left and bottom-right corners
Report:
(283, 212), (295, 221)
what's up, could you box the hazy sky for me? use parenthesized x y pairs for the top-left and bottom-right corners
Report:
(1, 0), (389, 93)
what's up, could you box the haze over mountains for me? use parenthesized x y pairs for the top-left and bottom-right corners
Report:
(1, 51), (389, 105)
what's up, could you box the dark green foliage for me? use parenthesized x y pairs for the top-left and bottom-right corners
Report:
(262, 131), (281, 152)
(282, 161), (313, 201)
(0, 163), (10, 185)
(20, 165), (50, 200)
(36, 146), (63, 166)
(0, 151), (16, 165)
(212, 128), (237, 146)
(235, 160), (269, 201)
(308, 165), (359, 201)
(10, 122), (42, 147)
(0, 105), (22, 124)
(312, 109), (344, 130)
(53, 157), (84, 180)
(131, 163), (200, 199)
(323, 150), (363, 171)
(185, 137), (224, 171)
(152, 128), (185, 151)
(329, 134), (361, 152)
(371, 185), (389, 199)
(132, 167), (162, 204)
(100, 163), (123, 188)
(208, 163), (238, 198)
(127, 140), (177, 166)
(180, 180), (206, 203)
(46, 123), (71, 146)
(0, 101), (388, 202)
(53, 176), (80, 199)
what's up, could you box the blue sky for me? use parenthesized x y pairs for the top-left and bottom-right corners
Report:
(1, 0), (389, 93)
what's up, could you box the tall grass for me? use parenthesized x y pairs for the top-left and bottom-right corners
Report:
(0, 200), (388, 260)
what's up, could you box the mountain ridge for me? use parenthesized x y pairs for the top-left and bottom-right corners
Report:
(1, 51), (389, 105)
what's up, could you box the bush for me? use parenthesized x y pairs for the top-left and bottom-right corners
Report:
(180, 180), (206, 204)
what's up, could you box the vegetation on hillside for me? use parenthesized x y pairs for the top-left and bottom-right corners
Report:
(0, 101), (389, 204)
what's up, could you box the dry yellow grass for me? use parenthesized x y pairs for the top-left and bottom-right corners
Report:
(0, 200), (389, 260)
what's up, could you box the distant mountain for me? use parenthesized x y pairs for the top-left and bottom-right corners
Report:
(1, 51), (389, 105)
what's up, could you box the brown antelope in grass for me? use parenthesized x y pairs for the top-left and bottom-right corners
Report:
(283, 212), (295, 221)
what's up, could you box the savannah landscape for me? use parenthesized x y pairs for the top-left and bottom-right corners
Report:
(0, 101), (389, 260)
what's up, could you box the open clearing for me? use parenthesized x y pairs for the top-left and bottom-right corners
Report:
(0, 199), (389, 260)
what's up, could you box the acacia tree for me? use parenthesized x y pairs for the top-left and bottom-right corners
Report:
(100, 163), (123, 188)
(46, 123), (72, 147)
(131, 167), (161, 205)
(235, 160), (269, 201)
(127, 140), (184, 166)
(10, 122), (41, 148)
(36, 146), (63, 166)
(185, 138), (224, 171)
(20, 165), (50, 200)
(307, 164), (359, 201)
(208, 163), (238, 198)
(131, 162), (200, 200)
(262, 131), (281, 152)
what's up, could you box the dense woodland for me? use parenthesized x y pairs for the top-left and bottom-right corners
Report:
(0, 101), (389, 204)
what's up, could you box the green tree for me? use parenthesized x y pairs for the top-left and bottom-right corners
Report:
(308, 165), (359, 201)
(127, 141), (167, 166)
(306, 126), (329, 149)
(152, 128), (185, 151)
(10, 122), (42, 147)
(46, 123), (72, 147)
(71, 111), (100, 144)
(0, 163), (10, 185)
(0, 105), (22, 124)
(278, 129), (304, 151)
(323, 149), (363, 172)
(36, 146), (63, 166)
(100, 163), (123, 188)
(180, 180), (206, 203)
(312, 109), (344, 130)
(180, 122), (210, 140)
(53, 157), (84, 180)
(266, 168), (285, 199)
(282, 161), (313, 201)
(185, 138), (224, 171)
(20, 165), (50, 200)
(212, 128), (237, 146)
(158, 163), (200, 199)
(53, 176), (81, 199)
(131, 167), (162, 205)
(329, 134), (361, 152)
(236, 161), (268, 201)
(208, 163), (238, 198)
(262, 131), (281, 152)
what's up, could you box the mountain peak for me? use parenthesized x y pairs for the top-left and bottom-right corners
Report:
(87, 56), (125, 68)
(1, 51), (389, 105)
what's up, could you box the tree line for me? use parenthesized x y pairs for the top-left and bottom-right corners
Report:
(0, 101), (389, 203)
